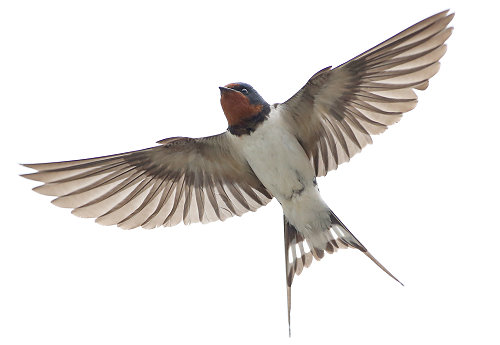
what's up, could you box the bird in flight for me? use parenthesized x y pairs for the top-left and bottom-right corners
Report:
(22, 10), (453, 335)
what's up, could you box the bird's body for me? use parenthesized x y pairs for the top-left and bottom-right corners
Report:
(21, 10), (454, 335)
(233, 107), (331, 249)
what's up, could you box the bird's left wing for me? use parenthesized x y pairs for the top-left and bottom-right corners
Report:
(22, 133), (273, 228)
(279, 10), (454, 177)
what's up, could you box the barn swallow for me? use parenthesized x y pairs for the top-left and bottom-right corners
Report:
(22, 10), (453, 335)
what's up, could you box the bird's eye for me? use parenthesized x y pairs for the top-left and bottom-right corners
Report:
(241, 88), (248, 94)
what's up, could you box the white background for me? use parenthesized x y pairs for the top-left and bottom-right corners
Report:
(1, 1), (499, 344)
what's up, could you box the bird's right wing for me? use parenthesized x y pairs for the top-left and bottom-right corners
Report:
(22, 132), (273, 229)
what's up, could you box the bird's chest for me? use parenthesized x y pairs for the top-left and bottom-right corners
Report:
(234, 114), (314, 201)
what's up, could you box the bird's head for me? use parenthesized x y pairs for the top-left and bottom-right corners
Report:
(219, 83), (269, 128)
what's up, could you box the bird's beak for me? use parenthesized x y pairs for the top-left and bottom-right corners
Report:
(219, 86), (237, 94)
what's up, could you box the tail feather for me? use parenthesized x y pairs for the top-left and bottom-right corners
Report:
(329, 210), (403, 285)
(363, 251), (404, 286)
(283, 210), (402, 335)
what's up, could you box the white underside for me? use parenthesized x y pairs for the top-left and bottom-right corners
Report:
(230, 108), (333, 247)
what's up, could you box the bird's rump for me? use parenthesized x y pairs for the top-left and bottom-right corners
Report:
(22, 133), (272, 228)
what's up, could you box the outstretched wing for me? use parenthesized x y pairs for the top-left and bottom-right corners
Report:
(280, 10), (454, 176)
(22, 133), (272, 229)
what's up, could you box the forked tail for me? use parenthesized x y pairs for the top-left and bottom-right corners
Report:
(283, 210), (402, 336)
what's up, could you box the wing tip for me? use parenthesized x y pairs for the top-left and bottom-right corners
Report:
(20, 163), (36, 170)
(20, 172), (42, 182)
(430, 9), (451, 21)
(414, 80), (430, 91)
(33, 184), (55, 196)
(20, 162), (41, 179)
(53, 197), (77, 209)
(71, 207), (100, 218)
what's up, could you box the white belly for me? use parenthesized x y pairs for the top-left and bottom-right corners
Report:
(231, 109), (333, 245)
(232, 110), (315, 202)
